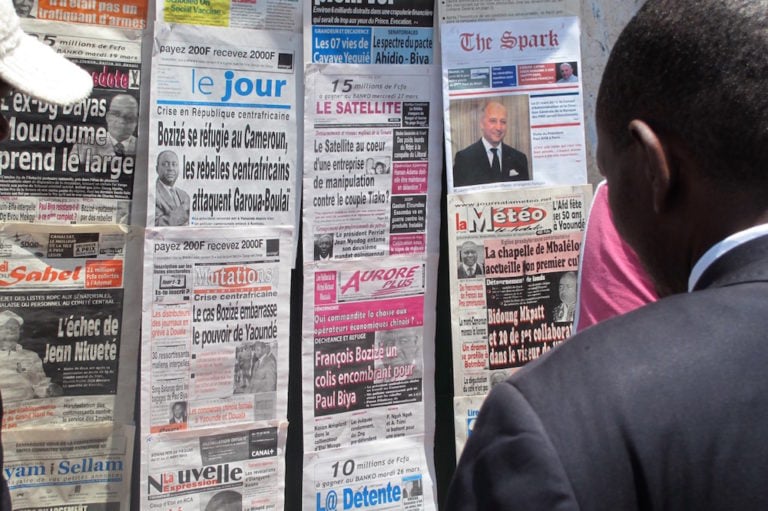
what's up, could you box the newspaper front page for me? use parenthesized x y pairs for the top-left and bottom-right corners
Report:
(0, 20), (142, 225)
(441, 15), (587, 191)
(303, 64), (440, 262)
(448, 186), (591, 454)
(149, 23), (299, 233)
(0, 223), (132, 429)
(304, 437), (435, 511)
(142, 422), (287, 511)
(141, 226), (291, 437)
(303, 256), (434, 453)
(3, 423), (135, 510)
(157, 0), (300, 32)
(305, 0), (433, 65)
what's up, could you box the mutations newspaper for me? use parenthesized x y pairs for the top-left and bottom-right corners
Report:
(141, 422), (287, 511)
(441, 15), (587, 191)
(149, 23), (299, 231)
(0, 20), (141, 224)
(303, 64), (441, 262)
(0, 223), (133, 429)
(448, 186), (591, 452)
(141, 227), (291, 435)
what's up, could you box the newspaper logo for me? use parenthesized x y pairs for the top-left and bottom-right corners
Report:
(455, 205), (546, 233)
(0, 264), (83, 287)
(339, 265), (421, 297)
(147, 463), (243, 496)
(193, 265), (273, 288)
(316, 483), (402, 510)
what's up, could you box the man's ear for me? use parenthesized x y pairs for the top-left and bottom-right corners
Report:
(628, 119), (675, 214)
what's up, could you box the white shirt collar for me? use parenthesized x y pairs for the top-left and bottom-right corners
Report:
(688, 223), (768, 291)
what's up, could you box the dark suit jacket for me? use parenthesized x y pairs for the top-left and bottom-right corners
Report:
(453, 140), (529, 187)
(155, 179), (191, 226)
(457, 264), (483, 279)
(447, 234), (768, 510)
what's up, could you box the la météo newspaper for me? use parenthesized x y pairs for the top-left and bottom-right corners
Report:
(4, 423), (134, 510)
(0, 20), (141, 225)
(302, 64), (441, 262)
(448, 186), (591, 454)
(304, 437), (434, 510)
(149, 23), (299, 231)
(141, 227), (291, 437)
(0, 223), (133, 430)
(141, 422), (287, 511)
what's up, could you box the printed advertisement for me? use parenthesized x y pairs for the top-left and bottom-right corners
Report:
(304, 437), (435, 510)
(141, 422), (287, 511)
(303, 64), (441, 261)
(0, 20), (142, 223)
(149, 23), (299, 232)
(306, 0), (433, 65)
(0, 223), (130, 429)
(158, 0), (300, 32)
(16, 0), (146, 28)
(303, 257), (434, 454)
(3, 423), (134, 510)
(142, 227), (291, 436)
(448, 185), (592, 399)
(441, 16), (587, 191)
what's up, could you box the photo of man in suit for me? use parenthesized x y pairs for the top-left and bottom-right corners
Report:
(72, 94), (138, 166)
(154, 150), (190, 226)
(556, 62), (579, 83)
(447, 1), (768, 509)
(169, 401), (187, 424)
(452, 101), (529, 187)
(552, 271), (577, 322)
(457, 241), (483, 279)
(313, 234), (333, 260)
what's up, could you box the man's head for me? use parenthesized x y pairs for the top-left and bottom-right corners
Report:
(479, 101), (507, 147)
(171, 402), (185, 419)
(156, 150), (179, 187)
(204, 490), (241, 511)
(460, 241), (480, 267)
(0, 310), (22, 349)
(316, 234), (332, 257)
(558, 272), (577, 306)
(12, 0), (33, 17)
(596, 0), (768, 296)
(559, 62), (573, 80)
(106, 94), (138, 143)
(0, 0), (92, 140)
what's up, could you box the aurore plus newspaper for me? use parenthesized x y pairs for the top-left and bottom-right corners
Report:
(303, 64), (441, 262)
(141, 227), (292, 436)
(4, 423), (135, 510)
(448, 186), (591, 397)
(149, 23), (299, 234)
(441, 16), (587, 192)
(141, 422), (287, 511)
(0, 223), (135, 429)
(0, 20), (141, 224)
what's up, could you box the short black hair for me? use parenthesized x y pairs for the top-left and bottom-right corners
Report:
(597, 0), (768, 187)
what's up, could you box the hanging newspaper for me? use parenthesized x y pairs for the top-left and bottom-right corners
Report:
(305, 0), (433, 65)
(441, 16), (587, 191)
(3, 423), (135, 510)
(448, 185), (591, 398)
(0, 223), (135, 429)
(141, 421), (287, 511)
(157, 0), (300, 32)
(303, 64), (441, 262)
(304, 436), (436, 511)
(149, 23), (299, 235)
(439, 0), (579, 24)
(303, 256), (437, 455)
(141, 226), (291, 436)
(15, 0), (146, 28)
(0, 20), (141, 224)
